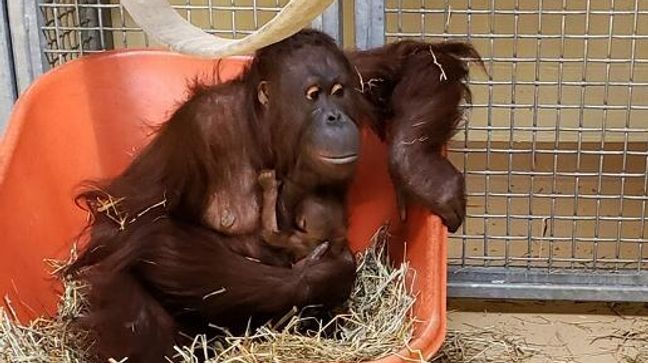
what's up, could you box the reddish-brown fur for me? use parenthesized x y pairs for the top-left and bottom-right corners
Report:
(258, 169), (347, 262)
(66, 30), (362, 362)
(77, 218), (354, 361)
(63, 29), (481, 362)
(348, 41), (484, 231)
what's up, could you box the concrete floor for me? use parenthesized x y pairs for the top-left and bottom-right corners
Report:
(447, 299), (648, 362)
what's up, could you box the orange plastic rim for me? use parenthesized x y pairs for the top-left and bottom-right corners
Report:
(0, 49), (447, 362)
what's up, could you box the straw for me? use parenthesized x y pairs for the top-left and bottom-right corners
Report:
(0, 225), (543, 363)
(0, 225), (420, 362)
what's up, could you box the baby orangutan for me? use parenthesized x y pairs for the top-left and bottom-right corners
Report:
(257, 169), (347, 262)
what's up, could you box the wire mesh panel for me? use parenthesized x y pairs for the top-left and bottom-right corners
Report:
(383, 0), (648, 300)
(0, 1), (17, 130)
(38, 0), (301, 68)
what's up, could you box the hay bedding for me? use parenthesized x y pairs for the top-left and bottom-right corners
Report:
(1, 227), (539, 363)
(1, 227), (417, 363)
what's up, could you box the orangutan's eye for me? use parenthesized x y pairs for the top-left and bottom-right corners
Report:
(306, 85), (321, 101)
(331, 83), (344, 97)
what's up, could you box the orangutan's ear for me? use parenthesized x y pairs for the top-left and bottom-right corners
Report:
(297, 215), (307, 231)
(257, 81), (269, 107)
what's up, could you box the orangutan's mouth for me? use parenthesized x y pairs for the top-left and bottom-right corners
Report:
(319, 154), (358, 165)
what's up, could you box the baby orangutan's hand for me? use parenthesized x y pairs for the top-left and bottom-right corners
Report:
(292, 241), (329, 270)
(257, 169), (278, 191)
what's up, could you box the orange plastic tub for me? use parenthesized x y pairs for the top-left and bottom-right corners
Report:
(0, 50), (447, 362)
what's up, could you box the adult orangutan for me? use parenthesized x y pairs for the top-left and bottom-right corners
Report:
(65, 29), (481, 362)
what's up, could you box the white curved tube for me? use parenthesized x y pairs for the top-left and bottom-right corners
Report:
(120, 0), (334, 58)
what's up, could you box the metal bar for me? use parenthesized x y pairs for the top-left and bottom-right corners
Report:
(600, 1), (616, 271)
(311, 0), (341, 46)
(37, 4), (280, 11)
(354, 0), (384, 49)
(448, 267), (648, 302)
(0, 0), (16, 133)
(449, 148), (648, 156)
(465, 192), (648, 200)
(77, 0), (113, 50)
(505, 0), (520, 270)
(484, 0), (494, 267)
(627, 0), (641, 272)
(396, 0), (402, 41)
(251, 0), (257, 29)
(572, 2), (591, 270)
(384, 32), (648, 39)
(459, 0), (473, 269)
(230, 0), (236, 38)
(548, 0), (568, 272)
(527, 0), (541, 270)
(419, 0), (425, 41)
(384, 8), (648, 16)
(118, 2), (127, 47)
(464, 214), (646, 222)
(451, 235), (648, 244)
(7, 0), (48, 93)
(73, 1), (84, 55)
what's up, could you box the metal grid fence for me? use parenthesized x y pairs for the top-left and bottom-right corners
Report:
(38, 0), (292, 67)
(9, 0), (648, 301)
(378, 0), (648, 301)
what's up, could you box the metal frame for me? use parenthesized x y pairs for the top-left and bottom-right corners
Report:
(448, 267), (648, 302)
(0, 0), (17, 132)
(6, 0), (48, 93)
(355, 0), (384, 49)
(312, 0), (342, 46)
